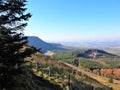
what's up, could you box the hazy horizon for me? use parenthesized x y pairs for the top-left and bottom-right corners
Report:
(25, 0), (120, 42)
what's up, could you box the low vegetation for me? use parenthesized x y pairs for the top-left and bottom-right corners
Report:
(28, 51), (112, 90)
(54, 50), (120, 80)
(54, 50), (120, 68)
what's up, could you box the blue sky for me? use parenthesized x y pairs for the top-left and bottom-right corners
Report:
(25, 0), (120, 42)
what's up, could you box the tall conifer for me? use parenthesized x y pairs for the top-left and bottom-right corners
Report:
(0, 0), (32, 88)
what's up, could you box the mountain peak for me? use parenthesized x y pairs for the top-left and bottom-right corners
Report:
(27, 36), (66, 53)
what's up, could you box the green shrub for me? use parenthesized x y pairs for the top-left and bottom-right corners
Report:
(108, 78), (113, 83)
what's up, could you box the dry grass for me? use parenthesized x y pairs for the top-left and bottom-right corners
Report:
(63, 62), (120, 90)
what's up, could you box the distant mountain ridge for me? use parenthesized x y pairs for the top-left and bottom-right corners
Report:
(27, 36), (66, 53)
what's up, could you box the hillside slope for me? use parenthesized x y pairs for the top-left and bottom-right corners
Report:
(76, 49), (117, 58)
(26, 50), (112, 90)
(27, 36), (66, 53)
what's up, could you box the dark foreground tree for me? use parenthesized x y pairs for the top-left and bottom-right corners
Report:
(0, 0), (33, 89)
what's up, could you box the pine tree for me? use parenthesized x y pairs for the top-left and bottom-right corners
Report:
(0, 0), (32, 89)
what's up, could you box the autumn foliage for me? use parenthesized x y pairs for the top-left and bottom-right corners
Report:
(93, 68), (120, 79)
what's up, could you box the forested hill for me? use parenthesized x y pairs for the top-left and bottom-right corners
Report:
(76, 49), (118, 58)
(27, 36), (66, 53)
